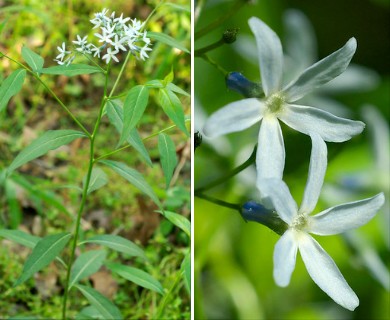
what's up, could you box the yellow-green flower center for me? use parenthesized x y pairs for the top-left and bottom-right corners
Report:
(291, 213), (308, 231)
(266, 93), (285, 114)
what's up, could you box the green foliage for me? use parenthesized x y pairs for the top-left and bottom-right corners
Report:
(39, 64), (103, 76)
(21, 46), (44, 72)
(158, 133), (178, 188)
(0, 69), (26, 112)
(147, 31), (190, 54)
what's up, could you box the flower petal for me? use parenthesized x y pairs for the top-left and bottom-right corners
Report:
(258, 178), (297, 225)
(248, 17), (283, 96)
(256, 116), (285, 182)
(309, 193), (385, 235)
(279, 104), (365, 142)
(283, 38), (357, 102)
(203, 98), (264, 138)
(298, 233), (359, 311)
(300, 133), (327, 214)
(273, 229), (298, 287)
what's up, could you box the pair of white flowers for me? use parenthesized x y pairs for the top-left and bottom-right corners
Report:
(203, 17), (385, 310)
(54, 8), (152, 65)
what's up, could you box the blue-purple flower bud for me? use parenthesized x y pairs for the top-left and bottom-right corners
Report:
(226, 72), (263, 98)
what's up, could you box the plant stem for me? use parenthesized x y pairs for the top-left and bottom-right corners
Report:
(195, 38), (225, 56)
(199, 54), (228, 77)
(195, 192), (241, 211)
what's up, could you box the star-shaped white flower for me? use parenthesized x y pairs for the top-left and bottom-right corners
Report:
(260, 133), (385, 311)
(102, 47), (119, 64)
(203, 17), (365, 185)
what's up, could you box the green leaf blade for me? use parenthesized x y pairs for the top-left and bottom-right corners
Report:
(14, 232), (71, 286)
(84, 167), (108, 194)
(147, 31), (189, 53)
(0, 69), (26, 112)
(0, 229), (40, 248)
(159, 210), (190, 237)
(106, 262), (164, 295)
(21, 46), (44, 72)
(79, 234), (146, 259)
(119, 85), (149, 146)
(181, 250), (190, 294)
(39, 64), (102, 76)
(100, 160), (161, 208)
(69, 250), (107, 289)
(74, 284), (123, 320)
(158, 133), (178, 188)
(8, 130), (87, 174)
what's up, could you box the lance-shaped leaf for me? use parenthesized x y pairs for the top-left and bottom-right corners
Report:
(158, 88), (189, 136)
(21, 46), (44, 72)
(100, 160), (161, 208)
(78, 234), (146, 259)
(76, 306), (104, 320)
(167, 83), (190, 97)
(5, 179), (23, 228)
(147, 31), (189, 53)
(0, 69), (26, 112)
(38, 64), (102, 76)
(106, 262), (164, 295)
(14, 232), (71, 286)
(181, 250), (190, 294)
(119, 85), (149, 146)
(0, 229), (40, 248)
(106, 100), (152, 167)
(158, 210), (190, 237)
(83, 167), (108, 194)
(8, 130), (87, 174)
(158, 133), (178, 188)
(69, 250), (106, 289)
(74, 284), (123, 320)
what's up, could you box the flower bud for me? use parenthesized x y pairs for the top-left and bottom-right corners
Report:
(241, 200), (288, 235)
(226, 72), (263, 98)
(222, 28), (239, 44)
(194, 131), (203, 150)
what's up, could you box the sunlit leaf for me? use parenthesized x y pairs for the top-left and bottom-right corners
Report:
(0, 229), (40, 248)
(158, 210), (190, 237)
(83, 167), (108, 194)
(74, 284), (123, 320)
(147, 31), (189, 53)
(0, 69), (26, 112)
(78, 234), (146, 259)
(167, 83), (190, 97)
(106, 262), (164, 295)
(100, 160), (161, 208)
(158, 133), (178, 188)
(14, 232), (71, 286)
(69, 250), (106, 289)
(8, 130), (87, 174)
(21, 46), (44, 72)
(145, 79), (164, 89)
(39, 64), (102, 76)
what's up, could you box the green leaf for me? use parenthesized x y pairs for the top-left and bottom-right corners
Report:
(8, 130), (87, 174)
(181, 250), (190, 294)
(69, 250), (106, 289)
(119, 85), (149, 146)
(145, 79), (164, 89)
(167, 83), (190, 97)
(84, 167), (108, 194)
(163, 69), (174, 85)
(76, 306), (104, 319)
(78, 234), (146, 259)
(100, 160), (161, 208)
(159, 210), (190, 237)
(0, 229), (40, 248)
(39, 64), (102, 76)
(161, 2), (190, 12)
(0, 20), (8, 34)
(158, 133), (178, 188)
(147, 31), (189, 53)
(158, 88), (189, 136)
(5, 179), (23, 228)
(21, 46), (44, 72)
(14, 232), (71, 286)
(106, 262), (164, 295)
(74, 284), (123, 320)
(0, 69), (26, 113)
(106, 100), (152, 167)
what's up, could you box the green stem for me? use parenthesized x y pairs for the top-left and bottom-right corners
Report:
(195, 38), (225, 56)
(195, 0), (246, 39)
(199, 54), (228, 76)
(154, 269), (182, 319)
(195, 145), (257, 193)
(195, 192), (241, 211)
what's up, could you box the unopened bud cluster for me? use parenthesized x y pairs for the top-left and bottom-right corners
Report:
(54, 8), (152, 65)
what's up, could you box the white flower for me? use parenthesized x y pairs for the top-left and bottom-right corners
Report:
(139, 45), (152, 60)
(102, 47), (119, 64)
(55, 42), (70, 61)
(203, 17), (365, 186)
(72, 35), (88, 46)
(260, 133), (385, 311)
(90, 44), (102, 58)
(111, 34), (127, 52)
(114, 13), (130, 25)
(95, 24), (115, 44)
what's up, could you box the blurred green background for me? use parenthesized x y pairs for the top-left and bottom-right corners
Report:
(195, 0), (389, 319)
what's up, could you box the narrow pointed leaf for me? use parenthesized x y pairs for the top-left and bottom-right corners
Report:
(167, 83), (190, 97)
(158, 210), (190, 237)
(100, 160), (161, 208)
(5, 179), (23, 228)
(8, 130), (87, 174)
(145, 79), (164, 89)
(158, 133), (178, 188)
(83, 167), (108, 194)
(0, 69), (26, 112)
(147, 31), (189, 53)
(69, 250), (107, 289)
(76, 306), (104, 320)
(21, 46), (44, 72)
(106, 262), (164, 295)
(14, 232), (71, 286)
(158, 88), (189, 136)
(38, 64), (102, 76)
(0, 229), (40, 248)
(119, 85), (149, 146)
(74, 284), (123, 320)
(106, 100), (152, 167)
(78, 234), (146, 259)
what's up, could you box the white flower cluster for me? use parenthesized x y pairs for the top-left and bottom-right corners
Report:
(54, 8), (152, 65)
